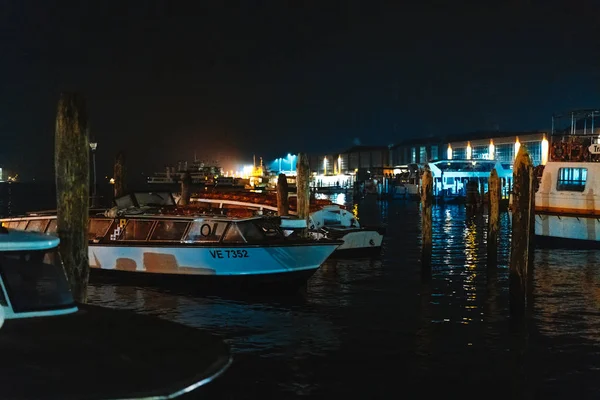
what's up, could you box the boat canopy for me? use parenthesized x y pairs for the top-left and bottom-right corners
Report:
(0, 227), (60, 251)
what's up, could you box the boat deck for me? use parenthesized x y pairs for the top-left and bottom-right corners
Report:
(0, 304), (231, 400)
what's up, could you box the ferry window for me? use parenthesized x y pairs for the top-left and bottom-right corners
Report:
(122, 220), (154, 241)
(150, 221), (189, 241)
(254, 219), (284, 239)
(16, 220), (28, 230)
(445, 177), (455, 185)
(222, 224), (245, 243)
(25, 219), (49, 233)
(557, 167), (587, 192)
(225, 221), (265, 243)
(46, 219), (57, 235)
(7, 221), (20, 229)
(88, 219), (113, 240)
(221, 222), (264, 243)
(185, 220), (228, 242)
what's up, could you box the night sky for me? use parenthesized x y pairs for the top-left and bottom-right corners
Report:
(1, 1), (599, 183)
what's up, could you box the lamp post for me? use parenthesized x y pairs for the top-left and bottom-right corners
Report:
(89, 141), (98, 207)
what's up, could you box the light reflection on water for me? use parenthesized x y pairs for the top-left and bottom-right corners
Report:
(86, 198), (600, 399)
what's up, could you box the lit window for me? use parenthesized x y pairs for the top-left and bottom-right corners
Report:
(556, 168), (587, 192)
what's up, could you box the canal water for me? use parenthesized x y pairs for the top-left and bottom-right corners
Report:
(3, 184), (600, 399)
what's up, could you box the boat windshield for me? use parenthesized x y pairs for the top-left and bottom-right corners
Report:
(0, 249), (75, 313)
(253, 219), (285, 239)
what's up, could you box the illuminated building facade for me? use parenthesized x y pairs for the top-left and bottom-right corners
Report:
(390, 131), (547, 167)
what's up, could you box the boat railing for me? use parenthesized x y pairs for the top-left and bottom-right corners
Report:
(191, 198), (281, 213)
(549, 134), (600, 162)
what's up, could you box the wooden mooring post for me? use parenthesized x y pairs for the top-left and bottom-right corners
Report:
(113, 151), (126, 198)
(509, 147), (535, 314)
(296, 153), (310, 237)
(179, 171), (192, 206)
(487, 169), (501, 267)
(55, 92), (90, 303)
(421, 168), (433, 277)
(276, 173), (289, 216)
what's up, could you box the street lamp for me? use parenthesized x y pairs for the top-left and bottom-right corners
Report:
(89, 141), (98, 207)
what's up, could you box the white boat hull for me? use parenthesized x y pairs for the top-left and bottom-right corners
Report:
(308, 229), (384, 257)
(89, 243), (338, 276)
(535, 213), (600, 245)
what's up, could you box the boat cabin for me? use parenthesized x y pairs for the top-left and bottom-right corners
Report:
(2, 213), (291, 245)
(0, 227), (78, 320)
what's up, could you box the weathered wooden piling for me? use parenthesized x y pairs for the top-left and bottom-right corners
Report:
(276, 173), (289, 216)
(296, 153), (311, 237)
(55, 92), (89, 303)
(179, 171), (192, 206)
(421, 168), (433, 275)
(487, 169), (501, 267)
(509, 147), (535, 314)
(113, 151), (126, 198)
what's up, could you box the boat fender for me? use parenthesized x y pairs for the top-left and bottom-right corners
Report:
(104, 207), (119, 218)
(200, 224), (212, 237)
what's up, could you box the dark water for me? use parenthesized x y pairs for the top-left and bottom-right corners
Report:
(4, 185), (600, 399)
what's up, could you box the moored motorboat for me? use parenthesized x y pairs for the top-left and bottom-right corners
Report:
(304, 204), (385, 258)
(0, 225), (232, 399)
(187, 191), (385, 257)
(1, 192), (342, 291)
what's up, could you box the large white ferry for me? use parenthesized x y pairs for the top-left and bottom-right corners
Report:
(535, 109), (600, 247)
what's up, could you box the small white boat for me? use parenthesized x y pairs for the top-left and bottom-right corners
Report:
(305, 205), (384, 258)
(1, 192), (342, 291)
